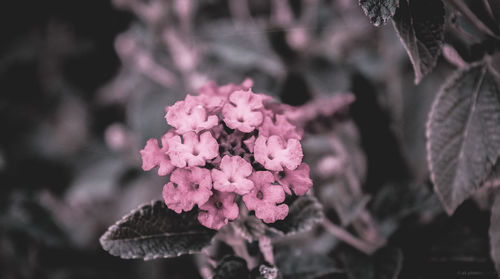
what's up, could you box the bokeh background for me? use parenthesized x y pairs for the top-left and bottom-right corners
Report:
(1, 0), (496, 278)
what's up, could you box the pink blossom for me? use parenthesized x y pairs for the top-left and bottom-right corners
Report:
(167, 131), (218, 168)
(275, 163), (313, 196)
(140, 79), (315, 230)
(212, 155), (254, 195)
(139, 133), (175, 176)
(186, 94), (225, 114)
(259, 114), (302, 140)
(162, 167), (213, 213)
(198, 191), (239, 230)
(198, 78), (253, 99)
(165, 96), (219, 134)
(222, 89), (265, 133)
(254, 135), (303, 171)
(243, 171), (288, 223)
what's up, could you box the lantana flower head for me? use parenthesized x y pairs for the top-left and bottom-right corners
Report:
(140, 79), (313, 230)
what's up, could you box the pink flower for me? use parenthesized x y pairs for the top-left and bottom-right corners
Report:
(222, 89), (265, 133)
(254, 135), (303, 171)
(162, 167), (213, 213)
(139, 133), (175, 176)
(198, 191), (239, 230)
(212, 155), (254, 195)
(243, 171), (288, 223)
(259, 114), (302, 141)
(275, 163), (313, 196)
(165, 96), (219, 134)
(186, 94), (225, 114)
(167, 131), (218, 167)
(201, 78), (253, 95)
(140, 79), (316, 230)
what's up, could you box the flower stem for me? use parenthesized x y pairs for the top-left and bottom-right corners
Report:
(322, 218), (379, 255)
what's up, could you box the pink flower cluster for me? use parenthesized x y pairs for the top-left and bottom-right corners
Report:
(140, 79), (312, 230)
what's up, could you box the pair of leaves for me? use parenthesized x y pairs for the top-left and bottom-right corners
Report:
(99, 200), (216, 260)
(426, 63), (500, 215)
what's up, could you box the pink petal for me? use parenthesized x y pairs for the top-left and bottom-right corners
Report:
(140, 138), (175, 176)
(167, 131), (218, 167)
(259, 114), (302, 140)
(242, 171), (289, 223)
(163, 168), (213, 213)
(275, 163), (313, 196)
(165, 96), (219, 134)
(212, 155), (254, 195)
(254, 135), (303, 171)
(222, 90), (264, 133)
(198, 191), (239, 230)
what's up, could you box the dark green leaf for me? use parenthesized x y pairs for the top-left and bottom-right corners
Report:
(214, 256), (250, 279)
(426, 64), (500, 214)
(392, 0), (445, 84)
(99, 200), (216, 260)
(267, 196), (324, 235)
(359, 0), (399, 27)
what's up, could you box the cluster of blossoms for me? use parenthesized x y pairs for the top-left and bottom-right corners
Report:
(140, 79), (312, 230)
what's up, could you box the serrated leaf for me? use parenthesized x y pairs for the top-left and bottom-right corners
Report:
(426, 64), (500, 214)
(489, 190), (500, 274)
(359, 0), (399, 27)
(214, 256), (250, 279)
(99, 200), (216, 260)
(393, 0), (445, 84)
(267, 196), (324, 235)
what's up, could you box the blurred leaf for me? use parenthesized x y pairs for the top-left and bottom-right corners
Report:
(0, 195), (68, 247)
(341, 246), (403, 279)
(214, 256), (250, 279)
(100, 200), (216, 260)
(372, 182), (442, 237)
(426, 64), (500, 214)
(359, 0), (399, 27)
(267, 196), (324, 236)
(392, 0), (445, 84)
(320, 177), (371, 226)
(201, 20), (284, 78)
(274, 245), (344, 279)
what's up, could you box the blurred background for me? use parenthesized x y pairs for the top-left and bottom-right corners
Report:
(1, 0), (496, 278)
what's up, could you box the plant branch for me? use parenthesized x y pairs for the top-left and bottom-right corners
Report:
(322, 218), (379, 255)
